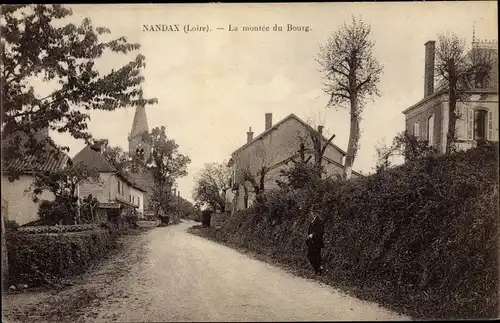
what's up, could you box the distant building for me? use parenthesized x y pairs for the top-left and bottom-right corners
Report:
(126, 89), (157, 217)
(227, 113), (362, 213)
(402, 39), (498, 154)
(73, 143), (147, 217)
(1, 128), (70, 225)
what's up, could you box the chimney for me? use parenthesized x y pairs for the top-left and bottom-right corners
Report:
(317, 125), (324, 135)
(265, 113), (272, 131)
(246, 127), (254, 143)
(424, 40), (436, 97)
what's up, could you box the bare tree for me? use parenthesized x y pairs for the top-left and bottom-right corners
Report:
(238, 140), (282, 204)
(434, 33), (495, 154)
(318, 16), (383, 180)
(193, 162), (232, 213)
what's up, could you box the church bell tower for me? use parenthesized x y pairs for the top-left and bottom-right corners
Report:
(128, 87), (151, 161)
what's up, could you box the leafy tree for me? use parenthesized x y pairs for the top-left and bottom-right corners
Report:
(1, 4), (157, 180)
(28, 161), (101, 224)
(193, 162), (232, 213)
(99, 140), (132, 174)
(434, 33), (495, 154)
(318, 16), (383, 180)
(375, 131), (436, 172)
(140, 126), (191, 223)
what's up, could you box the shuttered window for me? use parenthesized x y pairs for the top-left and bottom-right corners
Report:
(474, 109), (488, 141)
(488, 110), (493, 140)
(467, 109), (474, 140)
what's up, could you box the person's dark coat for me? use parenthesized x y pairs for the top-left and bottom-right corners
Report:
(307, 215), (325, 249)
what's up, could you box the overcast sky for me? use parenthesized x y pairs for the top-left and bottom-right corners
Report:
(47, 2), (497, 201)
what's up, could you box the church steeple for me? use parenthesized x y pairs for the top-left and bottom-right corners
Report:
(128, 87), (151, 161)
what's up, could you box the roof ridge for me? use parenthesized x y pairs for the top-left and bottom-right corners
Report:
(231, 113), (346, 156)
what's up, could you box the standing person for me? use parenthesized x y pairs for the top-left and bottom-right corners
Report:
(306, 206), (326, 275)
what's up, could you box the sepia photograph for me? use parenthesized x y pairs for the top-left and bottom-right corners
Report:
(1, 2), (498, 322)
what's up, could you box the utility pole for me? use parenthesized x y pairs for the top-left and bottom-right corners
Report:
(177, 190), (180, 222)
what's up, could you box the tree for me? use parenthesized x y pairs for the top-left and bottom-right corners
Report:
(318, 16), (383, 180)
(100, 140), (132, 174)
(375, 131), (436, 172)
(239, 140), (282, 205)
(1, 5), (157, 180)
(28, 161), (101, 224)
(193, 162), (232, 213)
(434, 33), (495, 154)
(142, 126), (191, 223)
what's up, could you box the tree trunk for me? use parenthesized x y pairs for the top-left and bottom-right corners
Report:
(1, 204), (9, 287)
(343, 96), (361, 180)
(243, 184), (249, 209)
(446, 85), (458, 155)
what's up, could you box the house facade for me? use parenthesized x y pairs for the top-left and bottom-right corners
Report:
(73, 144), (147, 218)
(227, 113), (361, 213)
(403, 39), (498, 154)
(1, 128), (70, 225)
(1, 151), (70, 226)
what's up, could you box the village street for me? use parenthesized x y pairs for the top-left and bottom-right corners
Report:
(3, 221), (408, 322)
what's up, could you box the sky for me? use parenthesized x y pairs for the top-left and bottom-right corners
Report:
(44, 2), (497, 202)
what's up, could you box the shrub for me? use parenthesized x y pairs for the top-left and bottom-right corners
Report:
(37, 198), (75, 225)
(197, 144), (499, 320)
(4, 219), (19, 231)
(6, 228), (117, 287)
(201, 210), (213, 227)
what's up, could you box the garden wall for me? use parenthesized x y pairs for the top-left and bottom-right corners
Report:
(193, 144), (499, 320)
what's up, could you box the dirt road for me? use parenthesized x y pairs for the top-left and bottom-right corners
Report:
(2, 221), (409, 322)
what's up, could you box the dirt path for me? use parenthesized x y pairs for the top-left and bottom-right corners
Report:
(2, 221), (410, 322)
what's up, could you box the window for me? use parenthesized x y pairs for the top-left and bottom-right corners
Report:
(427, 115), (435, 147)
(474, 109), (488, 141)
(132, 196), (135, 204)
(413, 122), (420, 138)
(129, 194), (131, 202)
(138, 197), (140, 208)
(117, 180), (121, 194)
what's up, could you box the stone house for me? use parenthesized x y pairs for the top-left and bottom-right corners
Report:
(227, 113), (362, 213)
(1, 128), (70, 225)
(72, 143), (147, 218)
(403, 39), (498, 154)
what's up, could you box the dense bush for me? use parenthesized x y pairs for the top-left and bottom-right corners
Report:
(6, 228), (118, 287)
(195, 143), (499, 320)
(4, 219), (19, 231)
(201, 210), (213, 227)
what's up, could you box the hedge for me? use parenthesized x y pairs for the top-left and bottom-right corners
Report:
(17, 224), (99, 234)
(6, 228), (118, 287)
(193, 143), (499, 320)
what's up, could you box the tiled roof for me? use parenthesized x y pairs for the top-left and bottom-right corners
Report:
(2, 150), (70, 174)
(72, 145), (116, 173)
(98, 202), (121, 209)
